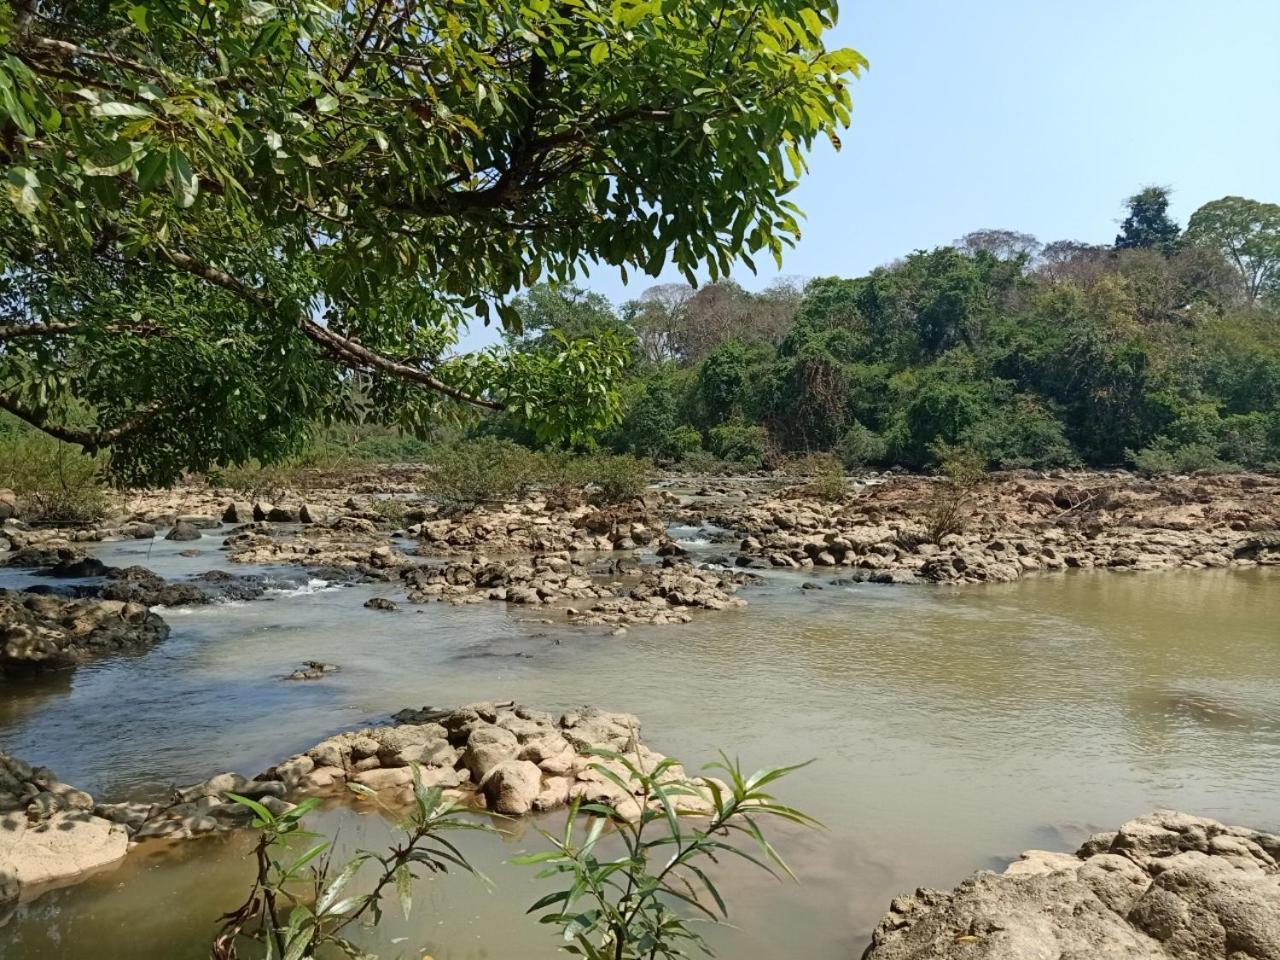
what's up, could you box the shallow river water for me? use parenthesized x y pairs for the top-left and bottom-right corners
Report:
(1, 526), (1278, 958)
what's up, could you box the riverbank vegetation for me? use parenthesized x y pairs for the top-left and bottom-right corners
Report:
(494, 189), (1280, 475)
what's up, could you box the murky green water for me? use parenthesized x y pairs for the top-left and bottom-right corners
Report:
(2, 528), (1278, 958)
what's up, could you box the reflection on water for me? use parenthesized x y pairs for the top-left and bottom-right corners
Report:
(1, 551), (1278, 958)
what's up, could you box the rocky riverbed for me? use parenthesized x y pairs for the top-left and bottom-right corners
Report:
(702, 471), (1280, 584)
(862, 810), (1280, 959)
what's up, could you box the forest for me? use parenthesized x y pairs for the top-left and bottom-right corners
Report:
(498, 188), (1280, 474)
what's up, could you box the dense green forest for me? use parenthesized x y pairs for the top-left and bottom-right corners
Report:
(498, 189), (1280, 473)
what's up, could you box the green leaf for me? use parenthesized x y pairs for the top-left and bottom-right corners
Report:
(395, 862), (413, 920)
(167, 147), (198, 208)
(588, 42), (609, 65)
(315, 94), (339, 113)
(90, 102), (153, 119)
(6, 167), (41, 217)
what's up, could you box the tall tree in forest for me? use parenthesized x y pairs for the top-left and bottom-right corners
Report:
(1115, 186), (1181, 254)
(1185, 196), (1280, 305)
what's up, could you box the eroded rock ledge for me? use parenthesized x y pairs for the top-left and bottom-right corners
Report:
(862, 810), (1280, 960)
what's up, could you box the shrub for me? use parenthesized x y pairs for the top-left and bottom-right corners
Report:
(530, 449), (588, 509)
(670, 425), (705, 459)
(1128, 441), (1227, 475)
(216, 751), (817, 960)
(420, 438), (541, 512)
(918, 442), (987, 544)
(706, 422), (767, 466)
(791, 451), (847, 501)
(835, 420), (887, 469)
(213, 770), (487, 960)
(580, 453), (653, 504)
(517, 749), (818, 960)
(0, 429), (107, 522)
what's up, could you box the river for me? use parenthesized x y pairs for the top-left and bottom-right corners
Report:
(2, 524), (1278, 958)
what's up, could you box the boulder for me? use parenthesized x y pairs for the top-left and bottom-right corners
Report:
(298, 503), (325, 524)
(164, 521), (202, 542)
(480, 760), (543, 815)
(1, 591), (170, 675)
(462, 725), (521, 782)
(222, 501), (254, 524)
(0, 811), (128, 902)
(0, 489), (17, 521)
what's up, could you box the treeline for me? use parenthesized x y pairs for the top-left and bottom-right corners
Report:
(498, 189), (1280, 473)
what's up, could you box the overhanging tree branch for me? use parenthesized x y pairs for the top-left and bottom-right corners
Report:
(0, 391), (163, 453)
(154, 248), (503, 411)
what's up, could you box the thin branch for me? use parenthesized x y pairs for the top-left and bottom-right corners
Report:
(25, 35), (165, 81)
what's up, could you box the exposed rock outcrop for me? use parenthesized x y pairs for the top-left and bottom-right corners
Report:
(0, 753), (128, 903)
(90, 702), (679, 846)
(0, 590), (169, 675)
(401, 555), (752, 625)
(862, 810), (1280, 960)
(714, 472), (1280, 586)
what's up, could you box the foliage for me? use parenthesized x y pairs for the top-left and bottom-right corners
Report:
(706, 422), (768, 467)
(514, 748), (818, 960)
(1185, 196), (1280, 305)
(212, 768), (488, 960)
(790, 452), (847, 501)
(581, 453), (653, 505)
(1128, 441), (1227, 476)
(0, 0), (861, 480)
(0, 421), (106, 521)
(1115, 186), (1181, 254)
(419, 437), (542, 512)
(835, 421), (887, 469)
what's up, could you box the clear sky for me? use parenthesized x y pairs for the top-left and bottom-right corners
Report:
(460, 0), (1280, 349)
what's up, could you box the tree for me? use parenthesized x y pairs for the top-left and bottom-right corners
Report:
(1185, 196), (1280, 305)
(1115, 186), (1181, 254)
(954, 229), (1042, 263)
(0, 0), (863, 483)
(504, 283), (632, 352)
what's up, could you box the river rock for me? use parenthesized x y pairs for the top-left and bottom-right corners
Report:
(480, 759), (543, 815)
(223, 501), (254, 523)
(164, 521), (202, 542)
(860, 810), (1280, 960)
(0, 590), (170, 675)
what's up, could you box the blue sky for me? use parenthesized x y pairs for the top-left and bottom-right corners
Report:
(460, 0), (1280, 349)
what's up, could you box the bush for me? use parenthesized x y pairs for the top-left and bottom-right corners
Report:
(420, 438), (541, 511)
(791, 451), (847, 501)
(670, 425), (705, 459)
(1128, 441), (1227, 475)
(706, 422), (767, 466)
(580, 453), (653, 504)
(0, 429), (107, 522)
(835, 420), (887, 469)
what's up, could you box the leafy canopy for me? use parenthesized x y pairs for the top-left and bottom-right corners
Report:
(1186, 196), (1280, 305)
(0, 0), (863, 483)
